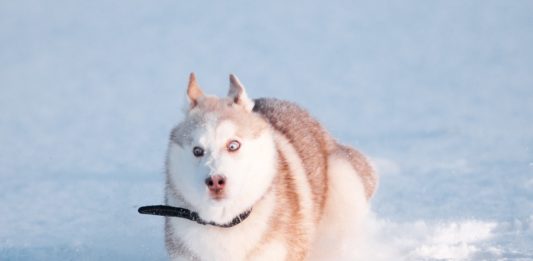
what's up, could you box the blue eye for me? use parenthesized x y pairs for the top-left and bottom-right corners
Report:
(227, 140), (241, 152)
(193, 147), (204, 157)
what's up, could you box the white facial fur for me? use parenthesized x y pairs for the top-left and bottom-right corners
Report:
(167, 115), (277, 224)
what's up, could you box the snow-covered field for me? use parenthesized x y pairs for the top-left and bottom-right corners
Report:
(1, 1), (532, 260)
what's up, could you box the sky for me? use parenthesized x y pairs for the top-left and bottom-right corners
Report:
(1, 0), (532, 260)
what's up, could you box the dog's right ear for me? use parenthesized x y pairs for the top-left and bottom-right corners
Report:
(187, 72), (204, 109)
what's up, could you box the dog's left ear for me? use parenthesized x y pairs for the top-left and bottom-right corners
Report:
(228, 74), (254, 111)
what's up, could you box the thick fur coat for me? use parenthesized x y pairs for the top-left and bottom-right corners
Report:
(164, 74), (377, 260)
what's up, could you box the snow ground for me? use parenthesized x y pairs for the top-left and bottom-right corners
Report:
(1, 0), (532, 260)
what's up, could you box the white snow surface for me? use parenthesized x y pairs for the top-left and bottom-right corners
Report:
(1, 0), (532, 260)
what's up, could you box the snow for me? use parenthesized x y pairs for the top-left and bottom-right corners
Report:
(1, 0), (532, 260)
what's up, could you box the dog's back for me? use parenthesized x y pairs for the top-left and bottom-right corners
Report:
(253, 98), (330, 221)
(254, 97), (376, 201)
(253, 98), (377, 259)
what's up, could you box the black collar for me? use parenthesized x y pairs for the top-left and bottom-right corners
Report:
(138, 205), (252, 228)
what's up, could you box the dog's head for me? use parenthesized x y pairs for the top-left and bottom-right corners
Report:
(166, 74), (277, 224)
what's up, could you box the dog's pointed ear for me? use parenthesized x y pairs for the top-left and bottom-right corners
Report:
(228, 74), (254, 111)
(187, 72), (204, 109)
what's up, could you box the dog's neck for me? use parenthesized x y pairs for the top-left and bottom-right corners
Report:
(138, 205), (252, 228)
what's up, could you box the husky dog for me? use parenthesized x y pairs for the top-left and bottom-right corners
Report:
(164, 73), (377, 260)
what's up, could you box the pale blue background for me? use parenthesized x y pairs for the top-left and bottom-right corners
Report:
(1, 0), (532, 259)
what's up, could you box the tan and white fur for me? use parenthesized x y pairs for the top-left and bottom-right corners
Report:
(164, 73), (377, 260)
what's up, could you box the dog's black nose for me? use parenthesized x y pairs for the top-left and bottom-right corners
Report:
(205, 175), (226, 192)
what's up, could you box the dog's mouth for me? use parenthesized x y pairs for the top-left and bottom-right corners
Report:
(210, 194), (226, 201)
(207, 187), (229, 202)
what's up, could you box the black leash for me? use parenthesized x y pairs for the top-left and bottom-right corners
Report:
(138, 205), (251, 228)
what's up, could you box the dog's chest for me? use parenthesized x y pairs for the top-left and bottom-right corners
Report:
(167, 195), (279, 261)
